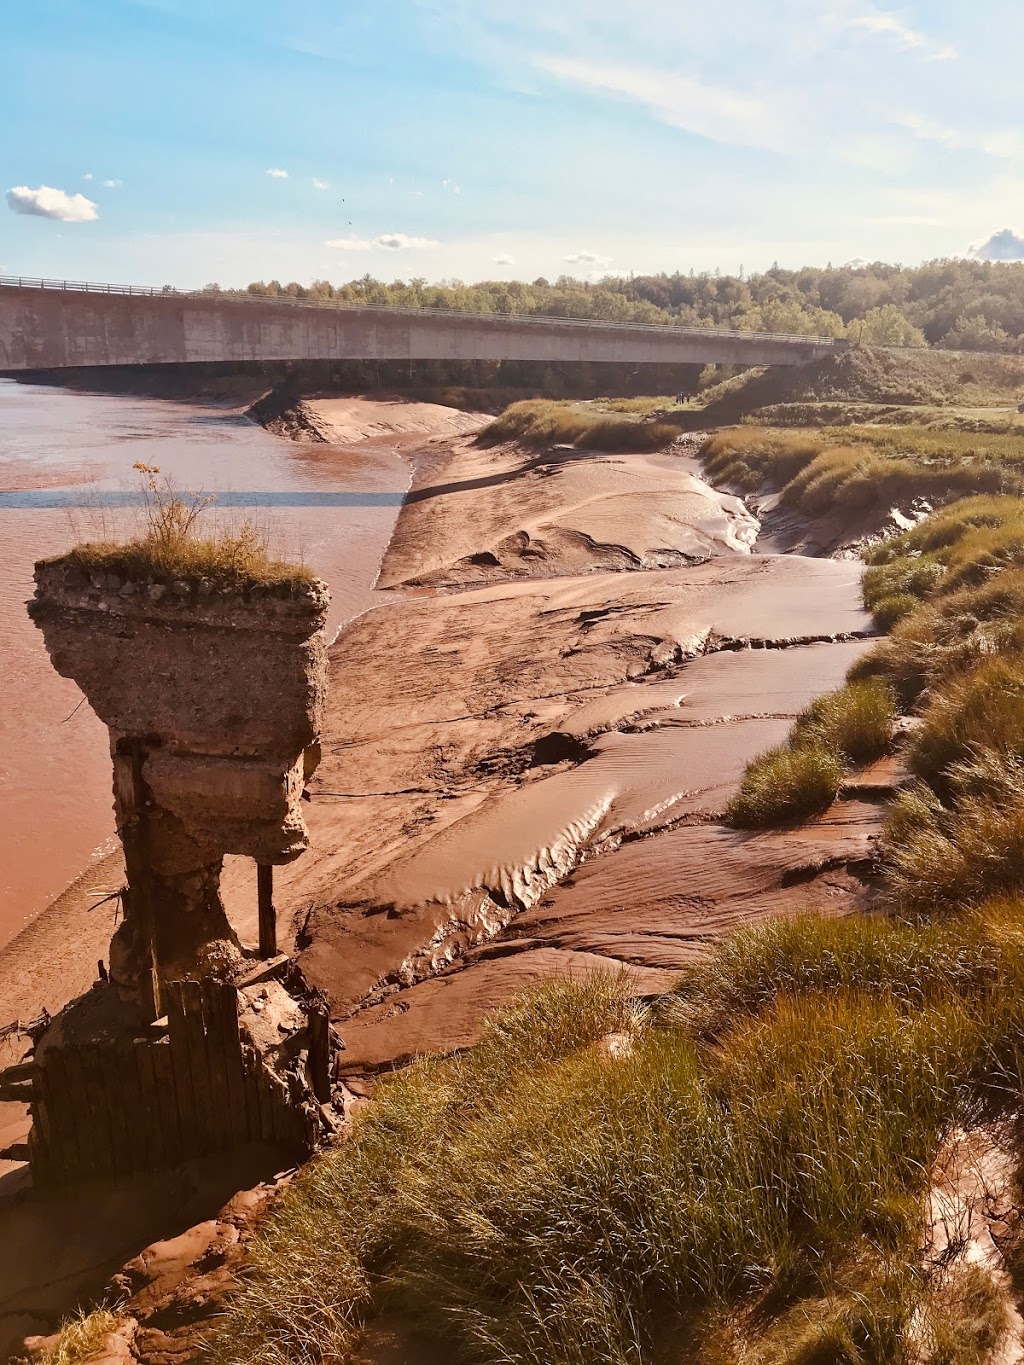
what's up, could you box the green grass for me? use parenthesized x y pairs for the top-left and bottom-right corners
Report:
(727, 744), (843, 828)
(209, 921), (1024, 1365)
(482, 399), (678, 451)
(791, 679), (897, 764)
(700, 427), (1024, 527)
(908, 654), (1024, 791)
(727, 681), (895, 828)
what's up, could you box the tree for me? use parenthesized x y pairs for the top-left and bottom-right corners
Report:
(853, 305), (927, 348)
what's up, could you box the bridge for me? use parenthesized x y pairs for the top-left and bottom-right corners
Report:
(0, 276), (848, 373)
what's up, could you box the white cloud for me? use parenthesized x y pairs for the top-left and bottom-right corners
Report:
(848, 13), (957, 61)
(102, 178), (123, 189)
(494, 253), (516, 265)
(7, 185), (98, 223)
(972, 227), (1024, 261)
(442, 178), (463, 194)
(326, 233), (442, 251)
(311, 177), (329, 190)
(565, 249), (612, 272)
(375, 232), (440, 249)
(536, 55), (790, 152)
(265, 168), (289, 179)
(82, 172), (94, 181)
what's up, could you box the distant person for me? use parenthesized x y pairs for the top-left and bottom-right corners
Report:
(1017, 400), (1024, 414)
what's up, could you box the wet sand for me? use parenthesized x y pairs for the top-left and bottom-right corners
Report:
(269, 429), (880, 1075)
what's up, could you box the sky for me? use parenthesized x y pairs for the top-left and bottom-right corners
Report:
(2, 0), (1024, 288)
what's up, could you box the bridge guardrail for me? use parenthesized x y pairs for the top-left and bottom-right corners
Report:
(0, 274), (849, 349)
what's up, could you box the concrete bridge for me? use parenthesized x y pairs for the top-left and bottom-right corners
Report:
(0, 276), (848, 373)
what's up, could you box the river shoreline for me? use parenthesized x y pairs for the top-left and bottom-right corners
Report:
(1, 393), (885, 1355)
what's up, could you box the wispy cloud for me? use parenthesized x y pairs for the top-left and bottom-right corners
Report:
(82, 172), (94, 182)
(494, 253), (516, 265)
(326, 232), (441, 251)
(376, 232), (440, 249)
(869, 213), (944, 225)
(900, 114), (1024, 161)
(972, 227), (1024, 261)
(536, 55), (790, 152)
(311, 177), (329, 190)
(442, 178), (462, 194)
(849, 12), (957, 61)
(265, 167), (289, 179)
(102, 178), (123, 189)
(565, 249), (612, 272)
(7, 185), (98, 222)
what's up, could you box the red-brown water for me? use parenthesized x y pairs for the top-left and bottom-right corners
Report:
(0, 380), (409, 950)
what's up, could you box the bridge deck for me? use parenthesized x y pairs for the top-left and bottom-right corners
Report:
(0, 276), (848, 372)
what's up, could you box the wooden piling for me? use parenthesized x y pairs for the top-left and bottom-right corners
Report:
(257, 863), (277, 958)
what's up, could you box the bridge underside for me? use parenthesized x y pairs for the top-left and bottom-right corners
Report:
(0, 287), (842, 373)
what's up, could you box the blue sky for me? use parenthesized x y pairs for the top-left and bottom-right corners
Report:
(2, 0), (1023, 287)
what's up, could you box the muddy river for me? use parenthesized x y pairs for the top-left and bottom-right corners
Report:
(0, 380), (408, 950)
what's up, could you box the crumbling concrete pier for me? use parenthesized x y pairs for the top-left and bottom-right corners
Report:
(5, 555), (340, 1185)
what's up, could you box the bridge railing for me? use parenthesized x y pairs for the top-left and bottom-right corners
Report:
(0, 274), (849, 348)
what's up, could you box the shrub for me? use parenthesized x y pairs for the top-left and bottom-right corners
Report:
(727, 744), (843, 828)
(792, 680), (897, 764)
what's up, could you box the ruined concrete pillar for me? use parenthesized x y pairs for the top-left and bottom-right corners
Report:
(29, 560), (329, 1010)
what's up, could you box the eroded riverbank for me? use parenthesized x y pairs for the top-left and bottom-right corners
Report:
(0, 398), (882, 1356)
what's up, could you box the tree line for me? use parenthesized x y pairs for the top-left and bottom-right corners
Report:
(227, 259), (1024, 353)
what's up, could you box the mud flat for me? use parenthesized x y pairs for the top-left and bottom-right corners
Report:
(257, 430), (882, 1078)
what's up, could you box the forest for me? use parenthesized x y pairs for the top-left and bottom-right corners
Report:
(239, 258), (1024, 352)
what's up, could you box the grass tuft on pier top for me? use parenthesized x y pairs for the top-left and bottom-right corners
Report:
(46, 463), (314, 591)
(53, 524), (314, 591)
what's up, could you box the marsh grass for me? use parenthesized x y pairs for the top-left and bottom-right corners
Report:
(54, 463), (312, 589)
(727, 745), (843, 827)
(792, 679), (897, 764)
(909, 654), (1024, 790)
(701, 427), (1024, 525)
(727, 681), (894, 828)
(482, 399), (677, 451)
(210, 938), (1024, 1365)
(40, 1308), (125, 1365)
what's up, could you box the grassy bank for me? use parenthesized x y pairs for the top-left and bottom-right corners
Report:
(481, 398), (679, 451)
(701, 426), (1024, 521)
(197, 480), (1024, 1363)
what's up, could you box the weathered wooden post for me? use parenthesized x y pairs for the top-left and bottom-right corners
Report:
(257, 863), (277, 958)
